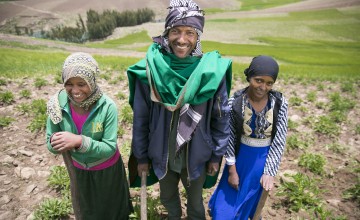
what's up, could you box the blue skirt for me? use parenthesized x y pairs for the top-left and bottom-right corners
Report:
(209, 143), (269, 220)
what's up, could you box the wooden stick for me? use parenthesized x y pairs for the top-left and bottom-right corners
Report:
(62, 151), (82, 220)
(252, 189), (269, 220)
(141, 171), (147, 220)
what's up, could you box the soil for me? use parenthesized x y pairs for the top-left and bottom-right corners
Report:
(0, 0), (360, 220)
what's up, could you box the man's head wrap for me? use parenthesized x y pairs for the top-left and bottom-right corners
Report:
(152, 0), (205, 57)
(46, 52), (103, 124)
(244, 55), (279, 82)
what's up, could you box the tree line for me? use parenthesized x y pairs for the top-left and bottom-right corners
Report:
(44, 8), (155, 43)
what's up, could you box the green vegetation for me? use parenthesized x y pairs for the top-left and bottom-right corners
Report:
(0, 116), (14, 127)
(34, 78), (48, 89)
(277, 173), (323, 212)
(0, 91), (14, 105)
(27, 99), (47, 133)
(298, 153), (326, 175)
(0, 48), (139, 79)
(20, 89), (31, 99)
(240, 0), (301, 11)
(33, 166), (72, 220)
(87, 31), (151, 49)
(119, 104), (133, 124)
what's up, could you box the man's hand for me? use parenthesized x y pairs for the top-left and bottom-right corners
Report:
(207, 162), (219, 176)
(137, 163), (149, 177)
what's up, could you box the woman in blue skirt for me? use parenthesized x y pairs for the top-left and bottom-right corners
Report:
(209, 55), (288, 220)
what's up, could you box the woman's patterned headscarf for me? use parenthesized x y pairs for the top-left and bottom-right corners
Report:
(46, 52), (103, 124)
(152, 0), (205, 57)
(244, 55), (279, 82)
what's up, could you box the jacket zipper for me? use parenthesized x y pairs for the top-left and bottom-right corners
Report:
(217, 96), (222, 118)
(162, 111), (174, 180)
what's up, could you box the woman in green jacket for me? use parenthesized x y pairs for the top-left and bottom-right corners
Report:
(46, 52), (132, 220)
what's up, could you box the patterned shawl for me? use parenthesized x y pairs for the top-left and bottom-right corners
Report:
(47, 52), (103, 124)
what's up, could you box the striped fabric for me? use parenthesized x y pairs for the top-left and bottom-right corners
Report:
(225, 90), (288, 176)
(176, 103), (205, 154)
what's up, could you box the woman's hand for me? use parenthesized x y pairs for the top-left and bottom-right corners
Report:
(260, 174), (274, 191)
(50, 131), (82, 153)
(228, 165), (239, 190)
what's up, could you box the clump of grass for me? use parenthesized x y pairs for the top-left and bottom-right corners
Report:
(116, 91), (127, 100)
(329, 92), (355, 112)
(119, 105), (133, 124)
(289, 96), (302, 106)
(325, 143), (346, 154)
(343, 180), (360, 205)
(33, 198), (72, 220)
(276, 172), (323, 212)
(34, 78), (48, 89)
(119, 140), (131, 158)
(99, 73), (111, 81)
(340, 81), (355, 93)
(329, 110), (347, 123)
(33, 165), (72, 220)
(315, 101), (326, 109)
(306, 91), (317, 102)
(20, 89), (31, 99)
(0, 78), (7, 86)
(117, 126), (125, 137)
(16, 103), (31, 115)
(0, 91), (15, 105)
(313, 115), (340, 137)
(287, 119), (299, 130)
(298, 153), (326, 175)
(27, 99), (47, 132)
(286, 133), (314, 151)
(356, 125), (360, 135)
(317, 83), (325, 91)
(54, 74), (62, 84)
(0, 116), (14, 127)
(130, 192), (165, 219)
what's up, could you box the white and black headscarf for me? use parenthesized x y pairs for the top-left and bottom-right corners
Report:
(47, 52), (103, 124)
(153, 0), (205, 57)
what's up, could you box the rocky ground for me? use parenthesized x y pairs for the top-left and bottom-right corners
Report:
(0, 70), (359, 220)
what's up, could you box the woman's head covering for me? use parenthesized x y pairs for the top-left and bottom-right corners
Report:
(47, 52), (103, 124)
(152, 0), (205, 57)
(244, 55), (279, 82)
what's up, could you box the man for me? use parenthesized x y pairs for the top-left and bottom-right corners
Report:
(127, 0), (232, 219)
